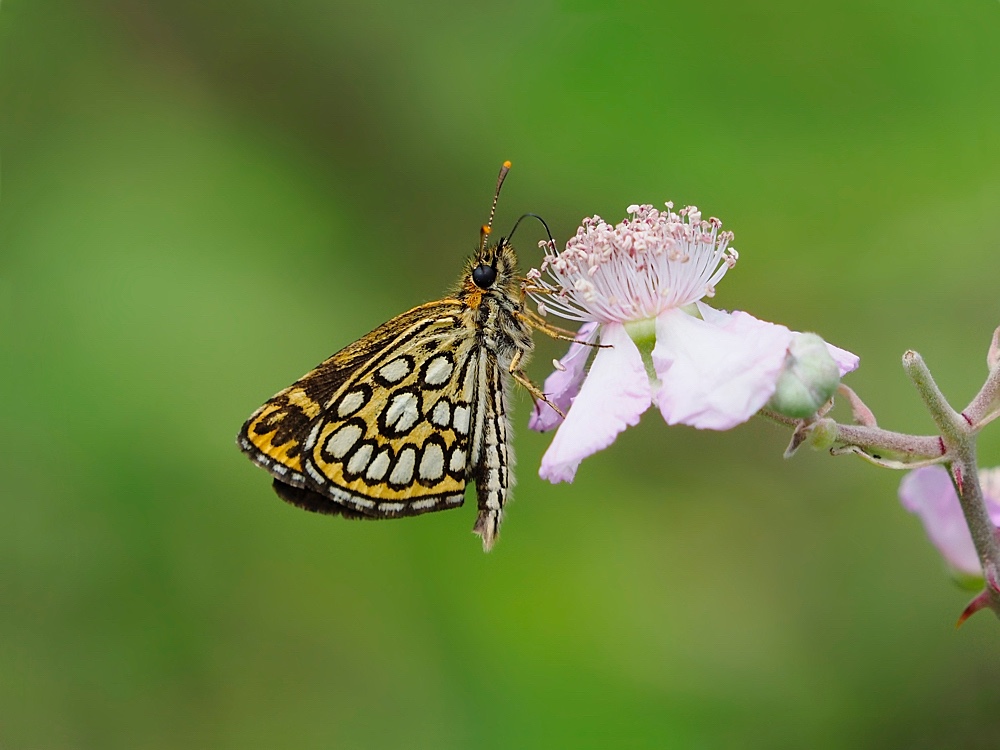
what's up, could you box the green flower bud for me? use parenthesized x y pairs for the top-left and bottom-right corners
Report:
(768, 333), (840, 419)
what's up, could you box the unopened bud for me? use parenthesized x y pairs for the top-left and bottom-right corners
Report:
(768, 333), (841, 419)
(806, 418), (838, 450)
(783, 417), (837, 458)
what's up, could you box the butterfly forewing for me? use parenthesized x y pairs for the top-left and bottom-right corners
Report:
(239, 301), (481, 518)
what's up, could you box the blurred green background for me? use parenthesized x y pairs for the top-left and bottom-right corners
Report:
(3, 1), (1000, 747)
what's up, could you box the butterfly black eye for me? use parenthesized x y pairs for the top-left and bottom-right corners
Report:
(472, 264), (497, 289)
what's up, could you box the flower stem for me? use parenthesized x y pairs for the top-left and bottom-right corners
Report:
(963, 328), (1000, 428)
(903, 350), (1000, 620)
(831, 424), (944, 465)
(902, 351), (967, 443)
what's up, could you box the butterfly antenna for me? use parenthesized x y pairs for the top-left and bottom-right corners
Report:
(481, 160), (512, 253)
(507, 212), (557, 253)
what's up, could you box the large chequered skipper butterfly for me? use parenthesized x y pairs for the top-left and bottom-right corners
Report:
(238, 162), (563, 550)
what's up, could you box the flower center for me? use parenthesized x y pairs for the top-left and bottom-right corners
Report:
(528, 203), (738, 325)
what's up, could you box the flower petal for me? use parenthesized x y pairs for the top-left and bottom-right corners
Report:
(825, 342), (860, 377)
(977, 468), (1000, 525)
(899, 466), (982, 577)
(697, 301), (859, 377)
(652, 307), (793, 430)
(538, 323), (652, 483)
(529, 321), (599, 433)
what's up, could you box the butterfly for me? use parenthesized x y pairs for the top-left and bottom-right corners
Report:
(237, 162), (563, 550)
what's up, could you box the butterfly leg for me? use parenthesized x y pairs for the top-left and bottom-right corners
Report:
(518, 305), (580, 339)
(518, 307), (609, 349)
(508, 349), (566, 419)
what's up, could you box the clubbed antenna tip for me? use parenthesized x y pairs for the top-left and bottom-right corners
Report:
(481, 161), (512, 252)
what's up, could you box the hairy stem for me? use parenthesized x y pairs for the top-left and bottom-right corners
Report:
(966, 371), (1000, 427)
(832, 424), (944, 464)
(903, 350), (1000, 619)
(808, 346), (1000, 621)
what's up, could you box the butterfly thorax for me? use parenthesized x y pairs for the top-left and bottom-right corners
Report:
(456, 240), (534, 371)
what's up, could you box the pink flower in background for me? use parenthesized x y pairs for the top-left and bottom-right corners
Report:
(899, 465), (1000, 580)
(528, 204), (859, 484)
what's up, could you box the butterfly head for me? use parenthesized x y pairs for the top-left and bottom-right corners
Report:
(458, 160), (522, 301)
(462, 237), (520, 299)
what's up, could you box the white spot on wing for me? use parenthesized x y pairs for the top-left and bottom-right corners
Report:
(326, 484), (374, 509)
(346, 443), (373, 475)
(378, 502), (404, 512)
(411, 497), (439, 510)
(349, 495), (375, 509)
(453, 405), (470, 435)
(325, 424), (363, 459)
(378, 358), (411, 383)
(305, 421), (323, 450)
(463, 354), (478, 397)
(430, 400), (451, 428)
(449, 447), (466, 473)
(337, 390), (367, 417)
(390, 447), (416, 485)
(418, 443), (445, 481)
(385, 392), (420, 432)
(366, 449), (391, 481)
(305, 461), (327, 485)
(423, 355), (453, 386)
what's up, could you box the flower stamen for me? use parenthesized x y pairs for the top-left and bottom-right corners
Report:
(527, 203), (738, 325)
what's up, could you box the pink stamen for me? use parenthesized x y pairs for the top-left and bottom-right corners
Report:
(526, 202), (738, 325)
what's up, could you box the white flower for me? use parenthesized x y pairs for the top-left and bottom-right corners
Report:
(528, 204), (859, 483)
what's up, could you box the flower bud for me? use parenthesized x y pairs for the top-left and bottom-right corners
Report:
(768, 333), (841, 419)
(805, 417), (838, 450)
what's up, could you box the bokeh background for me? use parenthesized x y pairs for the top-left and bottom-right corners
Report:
(3, 1), (1000, 747)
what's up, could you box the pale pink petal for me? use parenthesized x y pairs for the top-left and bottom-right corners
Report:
(977, 468), (1000, 525)
(539, 323), (652, 484)
(825, 342), (860, 376)
(652, 307), (793, 429)
(529, 321), (599, 433)
(899, 466), (981, 577)
(693, 300), (731, 325)
(696, 301), (859, 377)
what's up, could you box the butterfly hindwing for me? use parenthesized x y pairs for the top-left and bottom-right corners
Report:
(239, 301), (481, 519)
